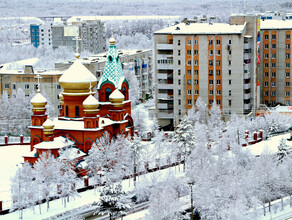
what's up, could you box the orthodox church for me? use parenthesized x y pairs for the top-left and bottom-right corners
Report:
(23, 37), (134, 164)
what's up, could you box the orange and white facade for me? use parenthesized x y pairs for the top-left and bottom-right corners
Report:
(23, 37), (134, 164)
(154, 21), (257, 127)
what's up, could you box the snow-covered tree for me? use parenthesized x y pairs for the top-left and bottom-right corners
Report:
(277, 138), (292, 162)
(128, 134), (143, 185)
(207, 103), (224, 142)
(96, 183), (131, 220)
(173, 115), (196, 171)
(187, 97), (207, 126)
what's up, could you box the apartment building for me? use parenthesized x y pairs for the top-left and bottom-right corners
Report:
(0, 58), (62, 112)
(55, 49), (153, 100)
(259, 19), (292, 106)
(52, 20), (106, 54)
(154, 17), (259, 128)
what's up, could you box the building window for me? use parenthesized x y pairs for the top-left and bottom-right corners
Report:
(272, 63), (276, 68)
(178, 40), (180, 46)
(216, 90), (221, 95)
(229, 100), (232, 106)
(272, 44), (276, 49)
(264, 35), (269, 40)
(187, 90), (191, 95)
(286, 82), (290, 87)
(272, 35), (276, 40)
(216, 60), (220, 66)
(286, 44), (290, 49)
(209, 40), (213, 45)
(178, 79), (181, 85)
(187, 40), (191, 45)
(178, 90), (181, 95)
(66, 106), (69, 117)
(216, 39), (221, 45)
(57, 84), (61, 89)
(265, 63), (269, 68)
(178, 70), (181, 75)
(178, 99), (181, 105)
(179, 109), (181, 115)
(194, 90), (199, 95)
(229, 70), (231, 75)
(178, 50), (181, 56)
(187, 79), (191, 85)
(178, 60), (181, 65)
(4, 84), (9, 89)
(209, 80), (213, 85)
(264, 53), (269, 59)
(228, 40), (232, 45)
(34, 84), (38, 90)
(25, 84), (29, 90)
(272, 53), (276, 59)
(187, 70), (191, 75)
(229, 90), (231, 96)
(216, 100), (221, 105)
(286, 72), (290, 78)
(264, 82), (268, 87)
(286, 91), (290, 96)
(216, 70), (221, 75)
(188, 99), (191, 105)
(286, 53), (290, 59)
(209, 60), (213, 66)
(194, 60), (198, 66)
(194, 40), (198, 45)
(194, 50), (198, 55)
(271, 91), (275, 96)
(12, 84), (16, 90)
(264, 91), (268, 97)
(209, 50), (213, 55)
(287, 34), (291, 40)
(187, 50), (191, 56)
(264, 44), (269, 49)
(216, 80), (221, 85)
(286, 101), (290, 105)
(272, 72), (276, 77)
(286, 63), (290, 68)
(271, 82), (276, 87)
(187, 60), (191, 66)
(209, 70), (213, 76)
(229, 50), (232, 55)
(209, 100), (213, 105)
(209, 90), (213, 95)
(194, 70), (198, 75)
(264, 72), (269, 77)
(229, 80), (231, 85)
(228, 60), (231, 65)
(194, 79), (198, 85)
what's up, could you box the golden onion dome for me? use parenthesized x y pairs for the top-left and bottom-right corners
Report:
(59, 59), (97, 96)
(109, 36), (116, 45)
(109, 88), (124, 107)
(42, 116), (54, 135)
(31, 90), (47, 112)
(83, 95), (99, 114)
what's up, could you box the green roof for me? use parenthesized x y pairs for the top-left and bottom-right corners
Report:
(97, 39), (126, 90)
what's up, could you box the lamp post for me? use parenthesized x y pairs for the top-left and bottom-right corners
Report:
(188, 181), (194, 220)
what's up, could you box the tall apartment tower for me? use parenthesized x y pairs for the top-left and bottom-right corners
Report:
(154, 19), (258, 128)
(259, 20), (292, 106)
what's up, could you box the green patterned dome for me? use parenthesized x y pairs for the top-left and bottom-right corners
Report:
(97, 37), (128, 90)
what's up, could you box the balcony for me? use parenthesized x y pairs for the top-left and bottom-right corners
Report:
(244, 53), (251, 60)
(157, 44), (173, 50)
(157, 73), (168, 79)
(157, 103), (168, 109)
(244, 83), (251, 90)
(157, 83), (174, 90)
(244, 103), (251, 110)
(157, 54), (173, 60)
(244, 72), (250, 79)
(157, 93), (168, 99)
(244, 93), (251, 99)
(244, 42), (251, 50)
(244, 63), (251, 70)
(157, 63), (173, 70)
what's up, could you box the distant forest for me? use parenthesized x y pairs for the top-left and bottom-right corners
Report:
(0, 0), (291, 20)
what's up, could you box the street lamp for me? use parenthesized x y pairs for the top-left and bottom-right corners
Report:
(188, 180), (194, 220)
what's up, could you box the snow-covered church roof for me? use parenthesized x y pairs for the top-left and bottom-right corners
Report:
(97, 37), (127, 90)
(34, 136), (74, 150)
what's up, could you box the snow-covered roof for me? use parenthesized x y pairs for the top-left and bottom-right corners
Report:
(30, 90), (47, 104)
(43, 117), (54, 128)
(34, 136), (74, 150)
(261, 19), (292, 29)
(83, 95), (99, 106)
(58, 147), (86, 160)
(272, 105), (292, 113)
(155, 22), (246, 35)
(0, 58), (39, 72)
(59, 59), (97, 84)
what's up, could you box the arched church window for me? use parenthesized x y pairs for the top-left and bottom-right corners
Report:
(75, 106), (79, 118)
(108, 56), (113, 62)
(122, 87), (126, 99)
(66, 106), (69, 117)
(105, 88), (112, 101)
(116, 55), (119, 62)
